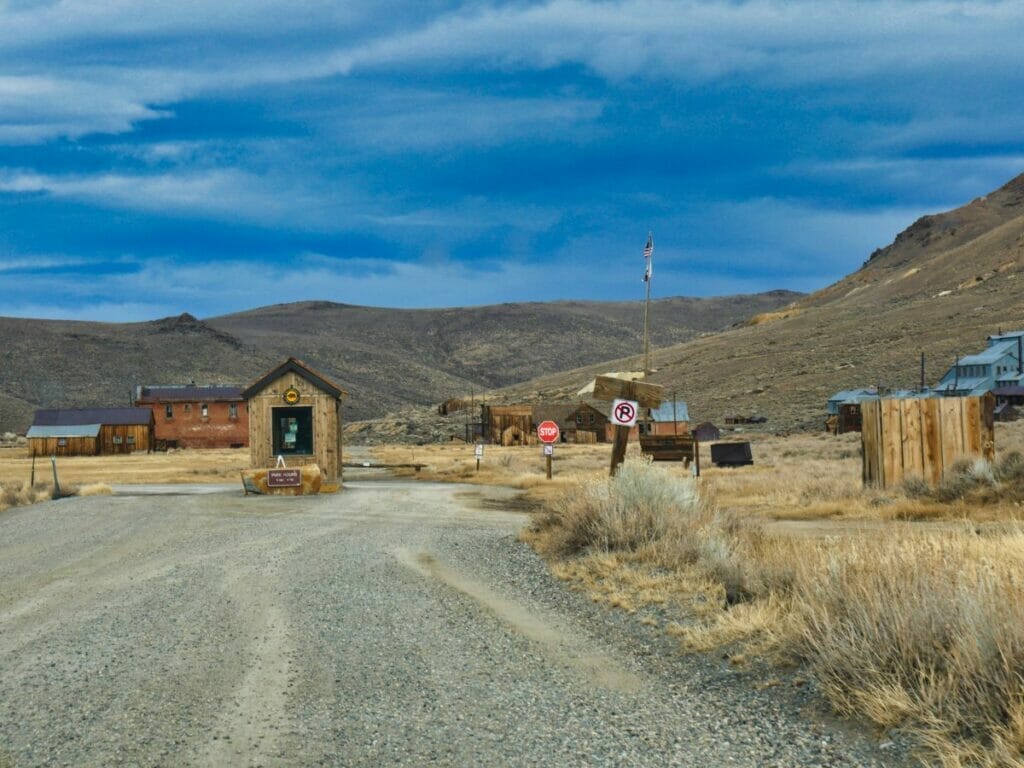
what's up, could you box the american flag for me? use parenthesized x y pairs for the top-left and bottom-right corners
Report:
(643, 232), (653, 281)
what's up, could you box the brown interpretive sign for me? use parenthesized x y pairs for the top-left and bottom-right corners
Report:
(267, 468), (302, 487)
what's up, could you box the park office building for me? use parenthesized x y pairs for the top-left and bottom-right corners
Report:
(241, 357), (348, 482)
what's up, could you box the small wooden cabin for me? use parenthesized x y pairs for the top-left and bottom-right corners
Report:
(241, 357), (348, 482)
(481, 405), (534, 445)
(28, 408), (155, 456)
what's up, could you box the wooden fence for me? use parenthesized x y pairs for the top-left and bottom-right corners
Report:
(861, 395), (995, 489)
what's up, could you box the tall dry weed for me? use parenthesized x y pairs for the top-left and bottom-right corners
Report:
(787, 530), (1024, 763)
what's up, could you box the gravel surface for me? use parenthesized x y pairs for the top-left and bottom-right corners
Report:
(0, 479), (915, 767)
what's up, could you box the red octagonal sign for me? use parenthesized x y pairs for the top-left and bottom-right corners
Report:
(536, 420), (560, 444)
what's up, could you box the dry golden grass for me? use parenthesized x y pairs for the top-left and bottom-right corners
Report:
(0, 446), (250, 489)
(521, 448), (1024, 766)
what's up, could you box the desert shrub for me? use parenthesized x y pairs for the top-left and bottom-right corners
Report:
(789, 531), (1024, 762)
(546, 457), (701, 554)
(0, 481), (62, 511)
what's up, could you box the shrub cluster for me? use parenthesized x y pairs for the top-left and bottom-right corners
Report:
(540, 458), (1024, 765)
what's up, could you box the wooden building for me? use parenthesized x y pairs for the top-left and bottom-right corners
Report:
(27, 408), (155, 456)
(134, 385), (249, 449)
(241, 357), (348, 481)
(481, 405), (535, 445)
(534, 402), (609, 443)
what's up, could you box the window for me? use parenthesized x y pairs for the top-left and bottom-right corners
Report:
(112, 435), (123, 445)
(201, 403), (209, 418)
(165, 403), (173, 418)
(588, 413), (595, 425)
(229, 403), (238, 419)
(184, 404), (192, 413)
(127, 435), (136, 445)
(272, 407), (313, 454)
(57, 438), (66, 447)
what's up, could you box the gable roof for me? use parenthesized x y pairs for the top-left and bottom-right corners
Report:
(32, 407), (153, 427)
(240, 356), (348, 400)
(135, 385), (243, 403)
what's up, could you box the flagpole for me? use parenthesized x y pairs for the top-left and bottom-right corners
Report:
(642, 231), (652, 379)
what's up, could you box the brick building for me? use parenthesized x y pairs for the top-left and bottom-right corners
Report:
(134, 385), (248, 449)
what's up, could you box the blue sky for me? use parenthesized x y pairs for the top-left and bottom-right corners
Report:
(1, 0), (1023, 321)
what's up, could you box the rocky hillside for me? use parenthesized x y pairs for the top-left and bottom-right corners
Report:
(0, 292), (797, 432)
(489, 171), (1024, 433)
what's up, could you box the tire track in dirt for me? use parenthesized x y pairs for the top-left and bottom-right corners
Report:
(393, 547), (644, 694)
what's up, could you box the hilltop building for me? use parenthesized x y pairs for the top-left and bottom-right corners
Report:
(936, 331), (1024, 398)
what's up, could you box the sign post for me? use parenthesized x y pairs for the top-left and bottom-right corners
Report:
(537, 421), (560, 480)
(590, 375), (664, 476)
(474, 443), (483, 473)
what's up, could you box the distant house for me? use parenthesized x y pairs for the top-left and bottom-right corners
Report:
(134, 385), (248, 449)
(936, 331), (1024, 396)
(603, 400), (690, 441)
(27, 407), (154, 456)
(481, 402), (611, 445)
(692, 422), (721, 442)
(534, 402), (610, 443)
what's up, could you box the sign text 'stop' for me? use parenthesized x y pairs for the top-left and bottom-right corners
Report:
(536, 420), (560, 444)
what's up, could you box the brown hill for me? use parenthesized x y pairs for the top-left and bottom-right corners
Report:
(0, 293), (797, 433)
(492, 171), (1024, 432)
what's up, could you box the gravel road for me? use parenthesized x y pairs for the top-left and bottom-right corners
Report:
(0, 479), (912, 767)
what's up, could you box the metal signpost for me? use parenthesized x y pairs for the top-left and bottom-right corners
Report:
(475, 443), (483, 473)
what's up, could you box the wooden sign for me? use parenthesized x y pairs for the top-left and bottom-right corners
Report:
(267, 468), (302, 487)
(592, 375), (663, 408)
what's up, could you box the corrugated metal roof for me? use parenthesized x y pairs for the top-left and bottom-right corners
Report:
(32, 407), (153, 427)
(136, 385), (243, 403)
(958, 343), (1016, 365)
(649, 401), (689, 422)
(26, 424), (101, 438)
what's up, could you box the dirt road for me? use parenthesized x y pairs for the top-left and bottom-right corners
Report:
(0, 480), (908, 767)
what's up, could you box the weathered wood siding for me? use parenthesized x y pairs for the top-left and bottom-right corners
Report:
(247, 370), (342, 481)
(29, 436), (99, 456)
(861, 395), (995, 489)
(99, 424), (152, 454)
(484, 405), (534, 445)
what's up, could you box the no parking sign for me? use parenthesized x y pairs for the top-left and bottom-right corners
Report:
(611, 399), (639, 427)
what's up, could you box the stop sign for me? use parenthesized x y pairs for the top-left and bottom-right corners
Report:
(536, 420), (560, 444)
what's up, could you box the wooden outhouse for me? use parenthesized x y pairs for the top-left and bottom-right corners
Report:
(241, 357), (348, 481)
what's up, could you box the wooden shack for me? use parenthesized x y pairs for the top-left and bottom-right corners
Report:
(241, 357), (348, 482)
(27, 408), (155, 456)
(481, 405), (535, 445)
(861, 395), (995, 489)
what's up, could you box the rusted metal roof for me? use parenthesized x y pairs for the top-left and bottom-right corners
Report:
(135, 385), (243, 403)
(32, 408), (153, 427)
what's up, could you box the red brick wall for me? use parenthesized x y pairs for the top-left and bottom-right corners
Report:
(147, 400), (249, 448)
